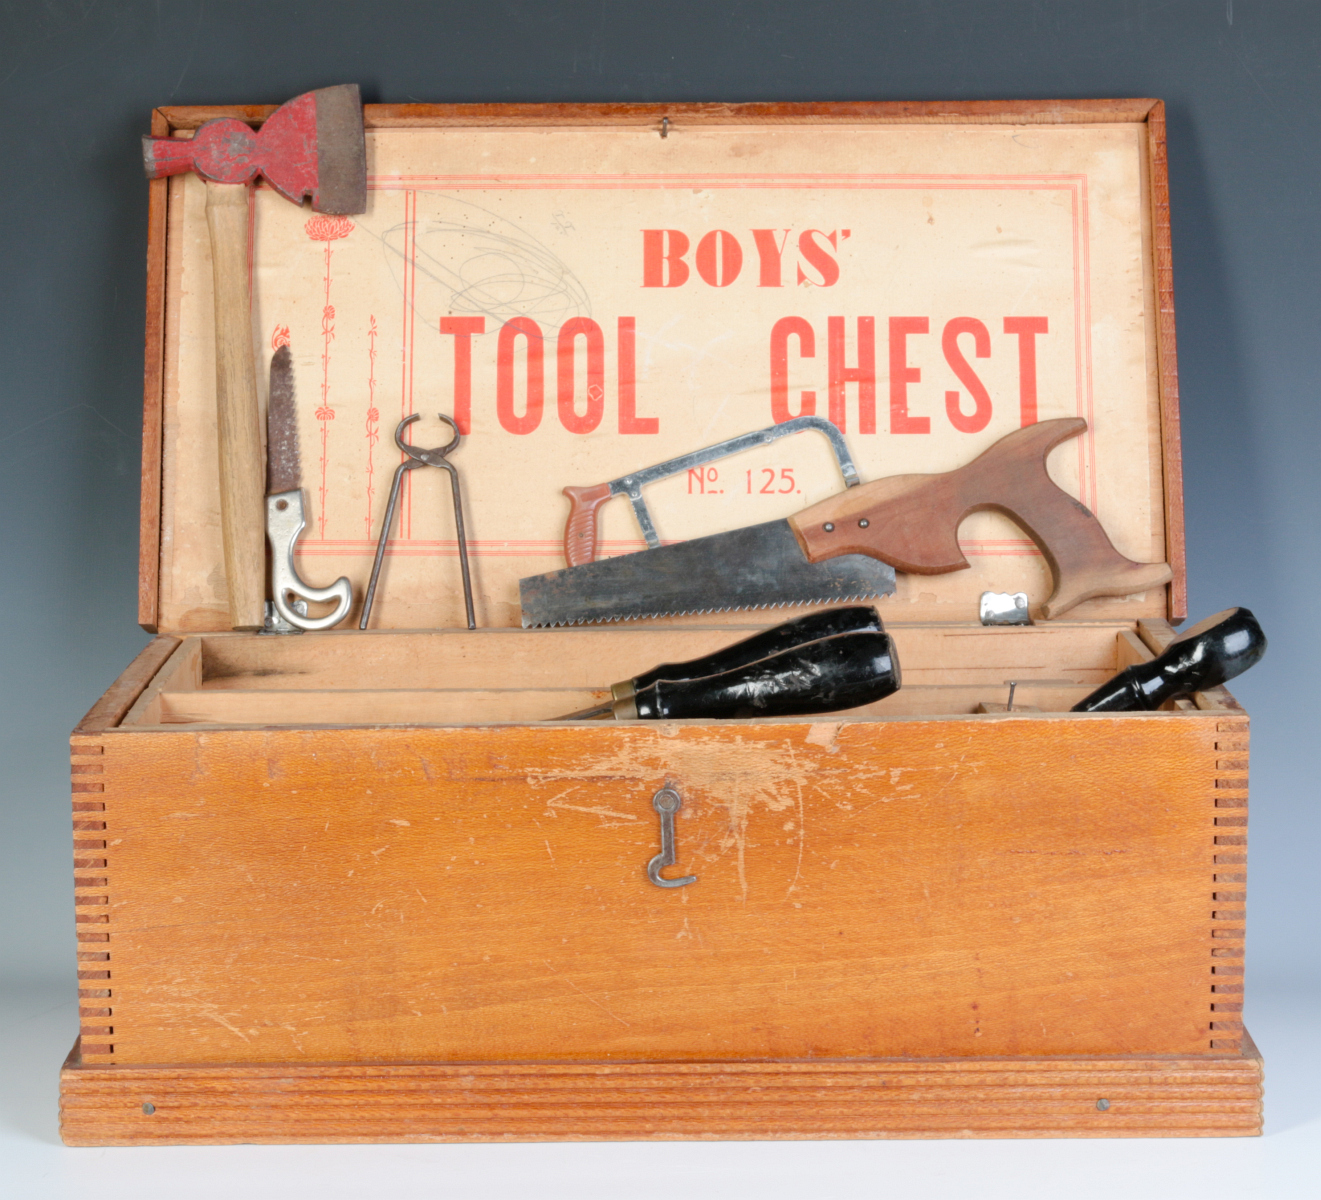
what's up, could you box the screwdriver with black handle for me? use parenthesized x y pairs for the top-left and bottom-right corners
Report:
(554, 627), (899, 721)
(556, 606), (884, 720)
(1071, 607), (1266, 712)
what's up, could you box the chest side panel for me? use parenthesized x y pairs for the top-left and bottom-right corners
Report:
(92, 717), (1222, 1064)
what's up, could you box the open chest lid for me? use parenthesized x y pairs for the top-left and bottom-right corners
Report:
(138, 100), (1185, 635)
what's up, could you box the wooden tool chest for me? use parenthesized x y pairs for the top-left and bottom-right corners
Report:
(60, 99), (1261, 1143)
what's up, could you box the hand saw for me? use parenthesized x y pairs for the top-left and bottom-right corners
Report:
(519, 417), (1174, 627)
(561, 414), (860, 567)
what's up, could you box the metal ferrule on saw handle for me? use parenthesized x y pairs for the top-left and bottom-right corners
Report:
(267, 490), (353, 631)
(562, 415), (861, 567)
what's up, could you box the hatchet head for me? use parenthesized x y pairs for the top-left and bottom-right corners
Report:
(142, 84), (366, 215)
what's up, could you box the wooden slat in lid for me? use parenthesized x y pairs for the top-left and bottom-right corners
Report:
(140, 101), (1183, 633)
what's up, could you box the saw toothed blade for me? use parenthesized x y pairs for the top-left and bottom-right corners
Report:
(519, 518), (896, 628)
(266, 345), (301, 494)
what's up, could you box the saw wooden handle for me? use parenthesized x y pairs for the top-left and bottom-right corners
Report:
(789, 417), (1172, 620)
(562, 482), (614, 567)
(205, 181), (266, 631)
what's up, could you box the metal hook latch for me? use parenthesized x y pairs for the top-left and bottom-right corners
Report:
(647, 786), (696, 889)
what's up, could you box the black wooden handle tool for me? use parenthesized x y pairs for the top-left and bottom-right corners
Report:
(555, 606), (883, 720)
(625, 606), (882, 700)
(553, 622), (899, 722)
(1071, 607), (1266, 712)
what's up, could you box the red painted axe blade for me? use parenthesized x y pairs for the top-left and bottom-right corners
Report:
(141, 84), (366, 215)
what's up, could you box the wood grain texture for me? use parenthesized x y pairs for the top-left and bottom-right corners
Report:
(203, 182), (265, 631)
(88, 711), (1230, 1066)
(59, 1039), (1262, 1145)
(1115, 629), (1153, 670)
(141, 684), (1109, 727)
(117, 622), (1142, 727)
(138, 108), (170, 633)
(152, 99), (1162, 133)
(73, 636), (181, 735)
(121, 639), (202, 727)
(187, 622), (1137, 692)
(113, 99), (1213, 1144)
(120, 624), (1163, 727)
(1134, 620), (1249, 1051)
(1146, 102), (1187, 622)
(73, 636), (185, 1064)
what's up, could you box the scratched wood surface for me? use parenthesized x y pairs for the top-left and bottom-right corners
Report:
(75, 704), (1233, 1066)
(60, 1038), (1262, 1145)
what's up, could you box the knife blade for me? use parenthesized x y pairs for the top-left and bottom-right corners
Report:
(519, 417), (1174, 627)
(265, 346), (353, 631)
(266, 345), (302, 495)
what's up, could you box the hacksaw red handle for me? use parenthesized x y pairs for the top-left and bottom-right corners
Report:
(789, 417), (1173, 620)
(563, 482), (615, 567)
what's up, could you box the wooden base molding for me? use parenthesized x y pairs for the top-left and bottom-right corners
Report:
(61, 1037), (1262, 1145)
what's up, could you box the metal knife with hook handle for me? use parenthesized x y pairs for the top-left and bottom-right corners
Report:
(264, 345), (353, 631)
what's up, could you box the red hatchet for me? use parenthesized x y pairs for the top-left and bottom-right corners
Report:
(143, 85), (366, 629)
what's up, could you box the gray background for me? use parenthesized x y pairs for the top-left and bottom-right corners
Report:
(0, 1), (1316, 1193)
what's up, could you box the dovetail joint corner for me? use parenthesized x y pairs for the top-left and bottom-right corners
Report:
(72, 742), (113, 1061)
